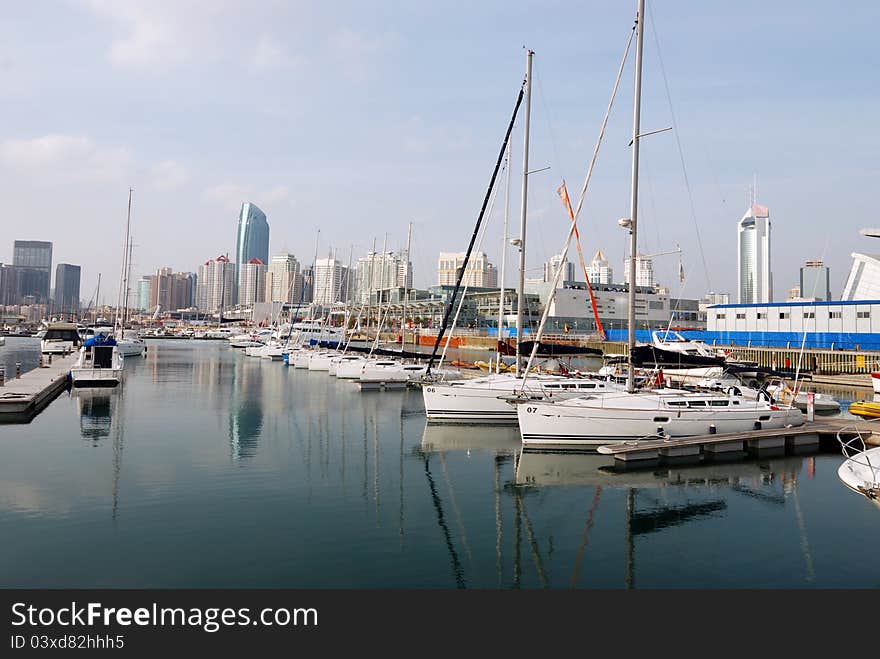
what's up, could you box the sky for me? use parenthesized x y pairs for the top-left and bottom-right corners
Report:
(1, 0), (878, 306)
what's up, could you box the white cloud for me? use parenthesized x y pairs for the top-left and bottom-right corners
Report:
(263, 185), (290, 204)
(149, 160), (190, 191)
(251, 36), (305, 72)
(0, 134), (133, 183)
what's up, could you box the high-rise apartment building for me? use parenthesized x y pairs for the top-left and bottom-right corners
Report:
(266, 253), (302, 303)
(234, 202), (269, 297)
(737, 203), (772, 303)
(313, 258), (350, 305)
(54, 263), (81, 317)
(149, 268), (195, 311)
(136, 276), (151, 311)
(543, 254), (575, 283)
(623, 252), (654, 288)
(437, 251), (497, 288)
(238, 258), (267, 306)
(13, 240), (52, 304)
(196, 256), (235, 311)
(354, 251), (412, 303)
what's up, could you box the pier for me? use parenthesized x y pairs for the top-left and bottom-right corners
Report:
(0, 353), (77, 423)
(597, 418), (876, 465)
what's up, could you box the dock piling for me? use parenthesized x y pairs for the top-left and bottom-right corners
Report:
(15, 362), (21, 379)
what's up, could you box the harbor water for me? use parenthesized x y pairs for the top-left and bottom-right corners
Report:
(1, 339), (879, 588)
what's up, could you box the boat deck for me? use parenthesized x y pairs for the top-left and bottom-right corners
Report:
(0, 353), (78, 423)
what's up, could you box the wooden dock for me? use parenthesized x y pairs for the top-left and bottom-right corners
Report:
(596, 419), (875, 465)
(0, 353), (77, 423)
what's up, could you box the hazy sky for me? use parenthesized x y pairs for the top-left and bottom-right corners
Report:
(1, 1), (878, 305)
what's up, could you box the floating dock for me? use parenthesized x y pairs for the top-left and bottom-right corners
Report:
(596, 419), (874, 466)
(0, 353), (77, 423)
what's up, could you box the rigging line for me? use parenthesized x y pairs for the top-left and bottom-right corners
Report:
(533, 59), (566, 185)
(426, 83), (525, 374)
(647, 5), (713, 292)
(438, 158), (505, 370)
(520, 22), (636, 386)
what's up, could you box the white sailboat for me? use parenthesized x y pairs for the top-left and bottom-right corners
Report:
(114, 189), (146, 358)
(422, 51), (598, 421)
(516, 0), (803, 447)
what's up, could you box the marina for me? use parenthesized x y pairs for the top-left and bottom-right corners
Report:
(1, 338), (880, 588)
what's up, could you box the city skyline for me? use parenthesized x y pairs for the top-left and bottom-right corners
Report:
(1, 2), (878, 305)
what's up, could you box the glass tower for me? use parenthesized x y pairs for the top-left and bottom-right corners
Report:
(13, 240), (53, 304)
(234, 203), (269, 298)
(54, 263), (81, 317)
(737, 204), (772, 304)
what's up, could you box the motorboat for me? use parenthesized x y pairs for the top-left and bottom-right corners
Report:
(847, 401), (880, 419)
(422, 373), (622, 422)
(516, 388), (805, 447)
(69, 335), (123, 387)
(40, 322), (82, 354)
(116, 329), (146, 357)
(763, 377), (840, 413)
(838, 428), (880, 503)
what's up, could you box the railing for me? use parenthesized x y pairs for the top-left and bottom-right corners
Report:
(837, 422), (879, 497)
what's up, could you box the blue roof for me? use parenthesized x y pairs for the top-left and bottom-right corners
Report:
(709, 300), (880, 309)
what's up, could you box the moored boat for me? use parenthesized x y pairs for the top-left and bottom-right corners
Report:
(70, 335), (123, 387)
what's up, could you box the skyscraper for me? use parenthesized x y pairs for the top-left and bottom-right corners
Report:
(238, 258), (267, 306)
(543, 254), (575, 283)
(137, 276), (151, 311)
(266, 253), (301, 303)
(196, 255), (235, 311)
(13, 240), (52, 304)
(54, 264), (81, 318)
(234, 202), (269, 297)
(587, 249), (613, 284)
(354, 251), (411, 303)
(799, 260), (830, 301)
(437, 252), (497, 288)
(737, 203), (772, 303)
(313, 257), (349, 305)
(623, 252), (654, 288)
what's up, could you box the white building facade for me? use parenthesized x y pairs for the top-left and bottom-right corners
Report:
(437, 251), (497, 288)
(623, 253), (654, 288)
(238, 258), (267, 306)
(266, 253), (301, 303)
(196, 255), (235, 311)
(587, 249), (613, 285)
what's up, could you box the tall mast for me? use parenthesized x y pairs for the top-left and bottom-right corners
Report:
(378, 233), (388, 343)
(496, 140), (511, 374)
(402, 221), (413, 349)
(626, 0), (645, 394)
(515, 49), (533, 378)
(115, 188), (133, 334)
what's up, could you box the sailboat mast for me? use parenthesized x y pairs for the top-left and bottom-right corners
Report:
(626, 0), (645, 394)
(496, 140), (511, 374)
(402, 221), (412, 349)
(515, 49), (533, 378)
(115, 188), (133, 333)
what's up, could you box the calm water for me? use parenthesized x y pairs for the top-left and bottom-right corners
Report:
(1, 339), (879, 588)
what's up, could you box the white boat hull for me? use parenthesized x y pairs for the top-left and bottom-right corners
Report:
(517, 392), (805, 447)
(337, 358), (369, 379)
(422, 375), (616, 422)
(838, 446), (880, 503)
(116, 339), (146, 357)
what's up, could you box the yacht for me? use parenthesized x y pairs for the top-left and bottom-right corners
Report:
(424, 374), (620, 422)
(70, 335), (124, 387)
(838, 431), (880, 504)
(116, 329), (146, 357)
(40, 322), (82, 354)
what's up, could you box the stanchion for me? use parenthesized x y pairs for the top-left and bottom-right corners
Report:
(15, 362), (22, 378)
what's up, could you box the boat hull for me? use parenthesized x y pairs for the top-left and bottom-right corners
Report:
(517, 395), (805, 447)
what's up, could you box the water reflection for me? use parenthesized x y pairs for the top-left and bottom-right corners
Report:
(73, 389), (114, 441)
(229, 354), (263, 460)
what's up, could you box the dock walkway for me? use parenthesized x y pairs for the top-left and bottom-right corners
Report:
(596, 418), (874, 463)
(0, 353), (77, 423)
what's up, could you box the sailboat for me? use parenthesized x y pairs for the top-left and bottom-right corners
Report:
(422, 50), (614, 422)
(114, 189), (146, 358)
(516, 0), (803, 447)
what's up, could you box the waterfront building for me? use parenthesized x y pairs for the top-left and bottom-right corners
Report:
(706, 299), (880, 349)
(266, 253), (301, 303)
(586, 249), (613, 284)
(622, 252), (654, 288)
(196, 255), (235, 312)
(136, 276), (151, 311)
(737, 203), (772, 303)
(313, 257), (349, 305)
(437, 251), (497, 288)
(54, 264), (81, 318)
(354, 251), (411, 303)
(149, 268), (195, 312)
(234, 202), (269, 297)
(0, 264), (16, 306)
(543, 254), (575, 283)
(12, 240), (52, 304)
(799, 260), (830, 301)
(238, 258), (267, 306)
(300, 266), (314, 304)
(841, 247), (880, 300)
